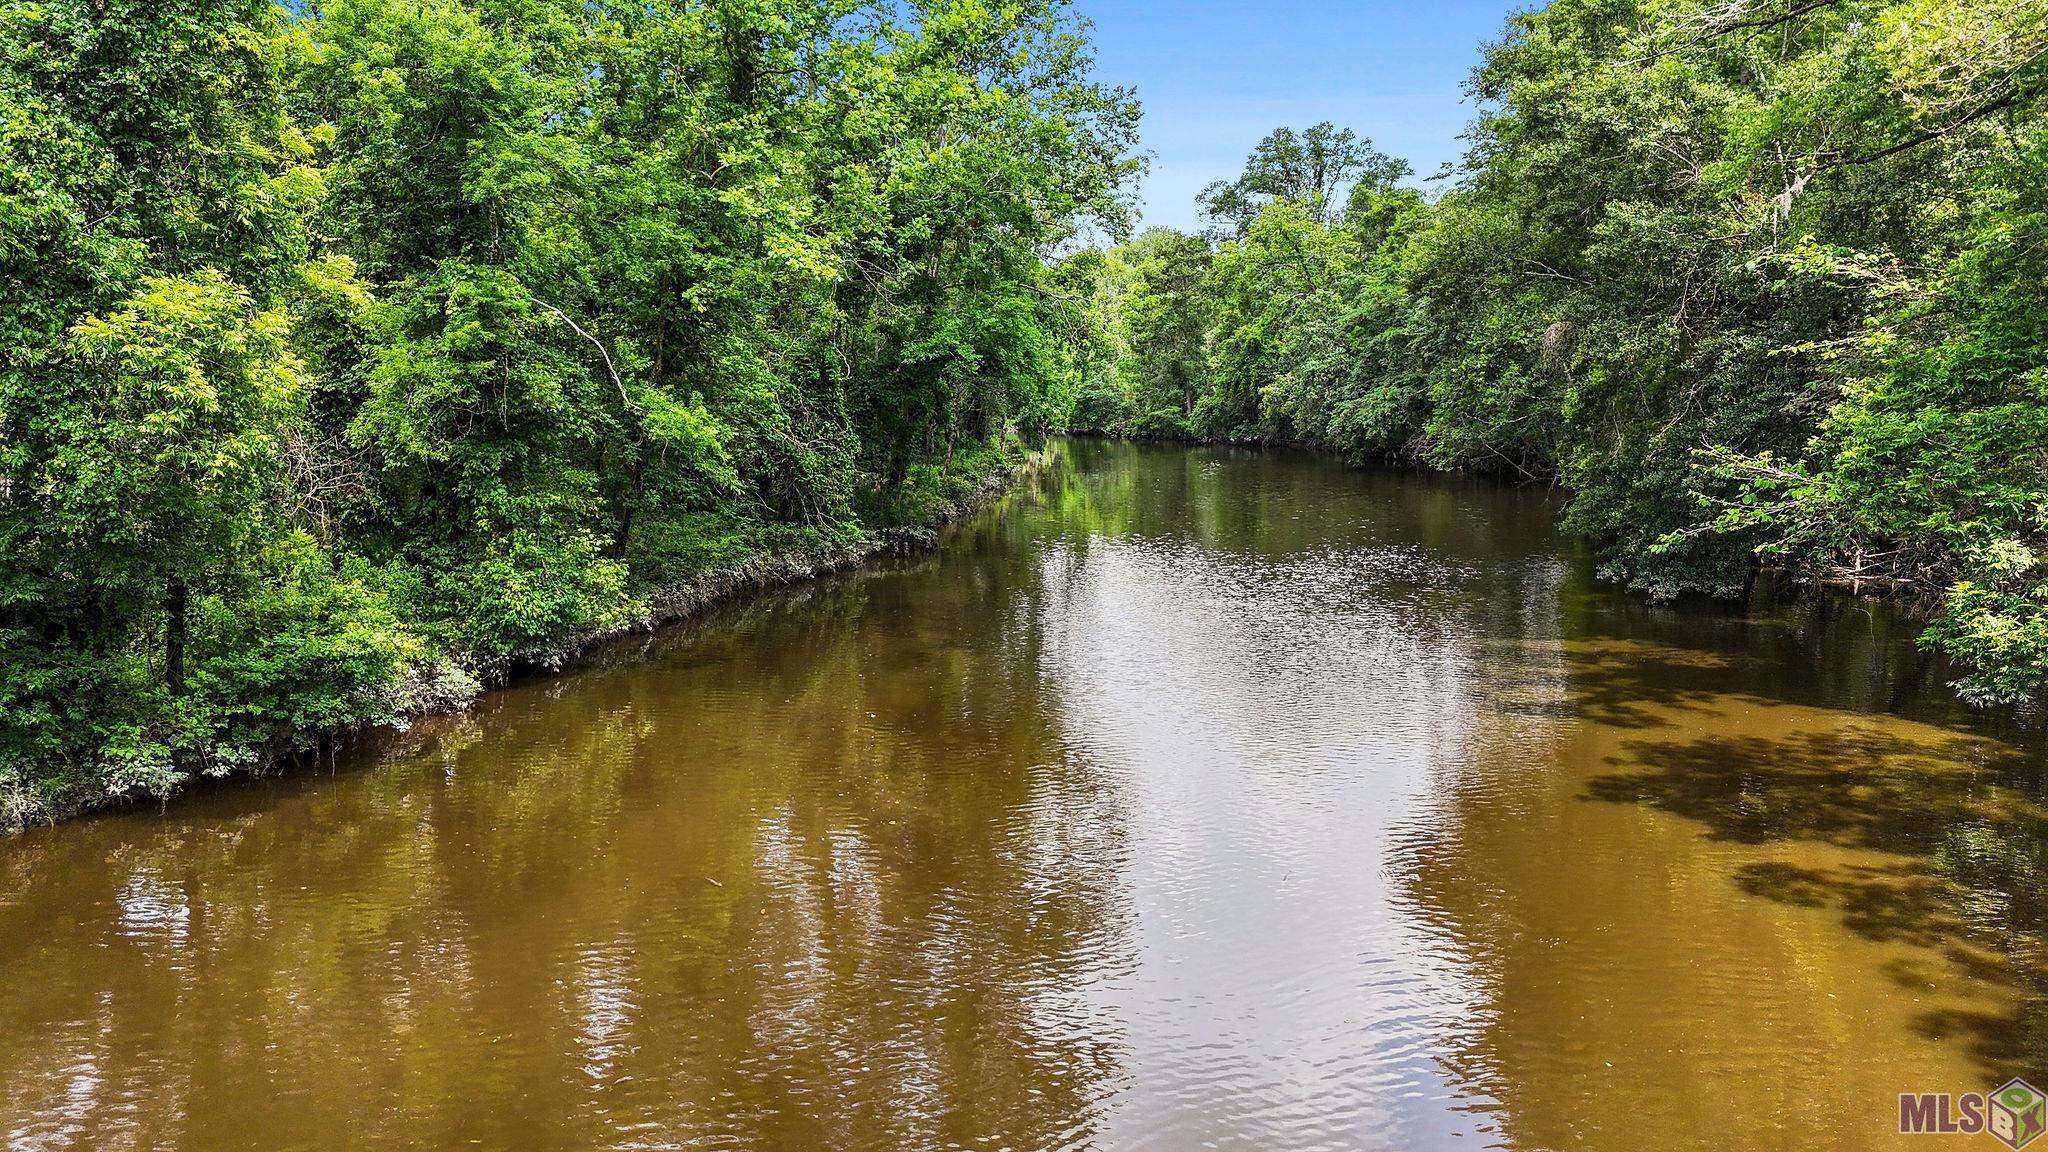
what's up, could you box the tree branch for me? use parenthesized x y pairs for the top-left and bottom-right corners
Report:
(1836, 88), (2023, 167)
(534, 298), (633, 410)
(1628, 0), (1848, 66)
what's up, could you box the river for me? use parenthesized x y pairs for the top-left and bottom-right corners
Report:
(2, 439), (2043, 1150)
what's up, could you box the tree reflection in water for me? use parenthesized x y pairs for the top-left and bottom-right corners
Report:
(2, 440), (2043, 1152)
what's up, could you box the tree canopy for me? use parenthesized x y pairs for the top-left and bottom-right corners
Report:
(0, 0), (1139, 822)
(6, 0), (2047, 827)
(1073, 0), (2048, 709)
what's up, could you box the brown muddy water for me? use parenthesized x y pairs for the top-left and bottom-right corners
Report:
(2, 439), (2045, 1151)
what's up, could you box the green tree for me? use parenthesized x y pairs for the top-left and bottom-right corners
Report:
(0, 0), (1142, 824)
(1198, 122), (1409, 239)
(1116, 229), (1214, 433)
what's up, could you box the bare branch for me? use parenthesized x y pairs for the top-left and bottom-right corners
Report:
(534, 298), (633, 410)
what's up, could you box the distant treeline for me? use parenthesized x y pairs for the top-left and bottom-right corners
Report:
(1066, 0), (2048, 710)
(0, 0), (1139, 822)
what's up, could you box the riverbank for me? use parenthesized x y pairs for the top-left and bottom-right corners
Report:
(1075, 425), (1956, 596)
(519, 441), (1048, 669)
(7, 438), (2037, 1149)
(0, 441), (1050, 835)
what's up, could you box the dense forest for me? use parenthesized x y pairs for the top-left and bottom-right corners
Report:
(1071, 0), (2048, 712)
(0, 0), (1139, 823)
(5, 0), (2047, 827)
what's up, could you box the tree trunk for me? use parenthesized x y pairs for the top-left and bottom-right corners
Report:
(165, 579), (188, 696)
(609, 459), (644, 560)
(611, 505), (635, 561)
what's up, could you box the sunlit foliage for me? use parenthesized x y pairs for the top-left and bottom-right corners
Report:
(0, 0), (1138, 820)
(1080, 0), (2048, 707)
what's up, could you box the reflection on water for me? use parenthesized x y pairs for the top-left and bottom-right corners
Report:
(0, 439), (2042, 1151)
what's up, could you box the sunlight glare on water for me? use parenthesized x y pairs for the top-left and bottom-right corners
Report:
(1, 439), (2043, 1151)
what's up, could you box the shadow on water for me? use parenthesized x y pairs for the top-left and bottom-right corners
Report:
(1391, 521), (2048, 1149)
(13, 438), (2048, 1150)
(1584, 718), (2048, 1081)
(1487, 545), (2048, 1087)
(1465, 542), (2005, 738)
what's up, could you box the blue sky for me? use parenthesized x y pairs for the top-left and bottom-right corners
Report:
(1079, 0), (1531, 232)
